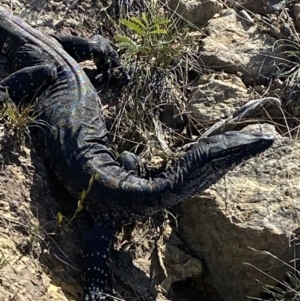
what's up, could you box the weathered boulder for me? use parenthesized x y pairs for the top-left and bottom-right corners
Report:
(199, 9), (284, 81)
(201, 97), (283, 137)
(226, 0), (275, 14)
(187, 74), (249, 122)
(166, 0), (223, 26)
(179, 125), (299, 300)
(294, 3), (300, 33)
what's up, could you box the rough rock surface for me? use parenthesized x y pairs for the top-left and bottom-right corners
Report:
(166, 0), (223, 26)
(179, 125), (300, 301)
(294, 3), (300, 33)
(227, 0), (287, 14)
(187, 74), (249, 122)
(199, 9), (284, 80)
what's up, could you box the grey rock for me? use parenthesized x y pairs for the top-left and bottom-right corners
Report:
(166, 0), (223, 26)
(179, 127), (299, 301)
(199, 9), (285, 80)
(187, 74), (249, 122)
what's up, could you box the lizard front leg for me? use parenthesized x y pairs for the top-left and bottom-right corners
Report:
(50, 34), (130, 84)
(0, 44), (57, 104)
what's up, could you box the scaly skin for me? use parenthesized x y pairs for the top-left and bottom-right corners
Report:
(0, 6), (274, 300)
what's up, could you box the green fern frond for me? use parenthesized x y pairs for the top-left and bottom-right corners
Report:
(130, 16), (147, 30)
(115, 35), (137, 50)
(118, 42), (137, 53)
(114, 11), (184, 68)
(141, 12), (148, 27)
(120, 19), (145, 36)
(138, 46), (151, 53)
(151, 16), (170, 27)
(149, 29), (168, 35)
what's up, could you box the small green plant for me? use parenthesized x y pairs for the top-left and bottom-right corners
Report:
(0, 98), (37, 139)
(115, 12), (184, 68)
(0, 92), (46, 147)
(56, 173), (100, 227)
(103, 2), (202, 164)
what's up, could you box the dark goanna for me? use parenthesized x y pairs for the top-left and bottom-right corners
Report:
(0, 6), (274, 301)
